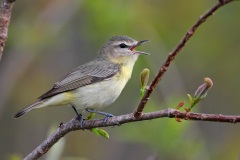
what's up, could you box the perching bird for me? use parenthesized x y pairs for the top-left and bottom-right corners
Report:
(14, 35), (149, 127)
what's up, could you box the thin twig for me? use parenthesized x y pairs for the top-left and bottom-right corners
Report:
(24, 109), (240, 160)
(134, 0), (234, 118)
(0, 0), (15, 61)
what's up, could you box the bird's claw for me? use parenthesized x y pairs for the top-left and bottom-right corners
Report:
(86, 108), (114, 124)
(103, 113), (114, 124)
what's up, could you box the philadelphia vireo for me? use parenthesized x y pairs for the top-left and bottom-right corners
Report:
(14, 35), (149, 127)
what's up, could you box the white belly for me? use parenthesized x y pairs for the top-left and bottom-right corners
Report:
(71, 76), (128, 110)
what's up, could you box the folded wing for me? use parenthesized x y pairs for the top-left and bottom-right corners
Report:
(38, 59), (120, 100)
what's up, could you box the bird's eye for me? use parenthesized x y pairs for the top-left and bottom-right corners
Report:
(119, 43), (128, 48)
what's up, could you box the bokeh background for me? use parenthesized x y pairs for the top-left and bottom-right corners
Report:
(1, 0), (240, 160)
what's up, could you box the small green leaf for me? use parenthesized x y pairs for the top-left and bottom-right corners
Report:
(96, 128), (110, 139)
(187, 94), (193, 105)
(91, 128), (110, 139)
(91, 128), (100, 135)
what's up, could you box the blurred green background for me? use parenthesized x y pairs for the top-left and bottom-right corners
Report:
(1, 0), (240, 160)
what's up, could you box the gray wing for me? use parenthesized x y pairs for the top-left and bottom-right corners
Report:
(38, 59), (121, 100)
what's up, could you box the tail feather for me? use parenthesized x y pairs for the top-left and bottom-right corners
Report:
(13, 101), (43, 118)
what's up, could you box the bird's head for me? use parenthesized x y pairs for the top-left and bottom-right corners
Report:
(99, 35), (149, 65)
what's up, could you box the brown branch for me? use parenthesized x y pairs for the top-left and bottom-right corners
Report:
(24, 109), (240, 160)
(0, 0), (15, 61)
(134, 0), (234, 118)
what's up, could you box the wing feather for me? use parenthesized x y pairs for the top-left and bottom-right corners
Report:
(38, 59), (121, 100)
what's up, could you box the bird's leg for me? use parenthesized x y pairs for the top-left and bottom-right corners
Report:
(71, 105), (84, 128)
(86, 108), (114, 123)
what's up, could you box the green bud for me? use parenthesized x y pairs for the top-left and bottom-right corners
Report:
(96, 128), (110, 139)
(140, 68), (150, 98)
(91, 128), (109, 139)
(91, 128), (99, 135)
(140, 68), (150, 88)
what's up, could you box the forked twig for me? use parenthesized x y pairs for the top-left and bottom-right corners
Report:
(134, 0), (234, 118)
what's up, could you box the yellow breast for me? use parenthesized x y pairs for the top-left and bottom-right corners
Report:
(116, 61), (135, 85)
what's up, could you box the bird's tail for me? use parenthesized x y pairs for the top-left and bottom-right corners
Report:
(13, 101), (43, 118)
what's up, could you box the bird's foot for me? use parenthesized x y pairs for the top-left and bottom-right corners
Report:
(76, 114), (84, 128)
(86, 108), (114, 124)
(103, 113), (114, 123)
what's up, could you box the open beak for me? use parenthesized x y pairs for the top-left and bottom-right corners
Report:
(130, 40), (149, 55)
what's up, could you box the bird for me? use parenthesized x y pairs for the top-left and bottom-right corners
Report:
(13, 35), (149, 127)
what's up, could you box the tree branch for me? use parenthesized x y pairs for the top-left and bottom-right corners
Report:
(0, 0), (15, 61)
(24, 109), (240, 160)
(134, 0), (234, 118)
